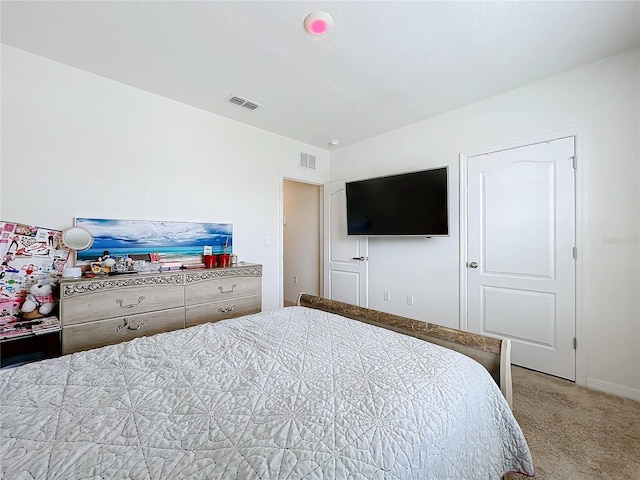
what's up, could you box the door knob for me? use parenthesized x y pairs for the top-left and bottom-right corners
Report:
(468, 261), (478, 269)
(352, 256), (365, 261)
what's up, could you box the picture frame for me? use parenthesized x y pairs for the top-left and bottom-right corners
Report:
(75, 218), (232, 265)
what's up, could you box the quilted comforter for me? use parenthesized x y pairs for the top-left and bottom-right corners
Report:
(1, 306), (534, 479)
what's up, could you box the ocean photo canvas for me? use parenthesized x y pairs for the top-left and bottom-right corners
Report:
(75, 218), (232, 265)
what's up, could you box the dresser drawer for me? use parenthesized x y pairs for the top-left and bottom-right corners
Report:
(185, 295), (261, 328)
(184, 274), (261, 306)
(62, 307), (185, 354)
(61, 283), (184, 326)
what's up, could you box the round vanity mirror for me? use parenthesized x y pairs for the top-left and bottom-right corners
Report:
(62, 226), (94, 252)
(61, 226), (94, 278)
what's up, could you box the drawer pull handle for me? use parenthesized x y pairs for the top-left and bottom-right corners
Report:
(116, 296), (146, 308)
(116, 319), (147, 332)
(218, 284), (236, 294)
(218, 305), (236, 313)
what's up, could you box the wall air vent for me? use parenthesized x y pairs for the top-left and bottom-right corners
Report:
(226, 94), (262, 111)
(300, 152), (316, 170)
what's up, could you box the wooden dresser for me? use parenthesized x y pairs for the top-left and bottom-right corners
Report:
(59, 264), (262, 354)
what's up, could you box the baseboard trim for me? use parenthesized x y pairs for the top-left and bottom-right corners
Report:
(586, 377), (640, 401)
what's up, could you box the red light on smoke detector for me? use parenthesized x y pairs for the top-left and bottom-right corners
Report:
(309, 19), (329, 35)
(304, 12), (334, 36)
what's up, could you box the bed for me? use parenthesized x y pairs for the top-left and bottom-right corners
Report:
(1, 294), (534, 479)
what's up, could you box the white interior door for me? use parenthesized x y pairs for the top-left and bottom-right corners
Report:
(466, 137), (576, 380)
(323, 181), (368, 306)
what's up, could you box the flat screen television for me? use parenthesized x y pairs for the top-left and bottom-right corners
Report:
(345, 167), (449, 236)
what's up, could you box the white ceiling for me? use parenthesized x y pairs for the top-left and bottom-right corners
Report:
(2, 1), (639, 149)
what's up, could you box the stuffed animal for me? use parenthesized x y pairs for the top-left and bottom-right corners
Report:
(21, 277), (58, 319)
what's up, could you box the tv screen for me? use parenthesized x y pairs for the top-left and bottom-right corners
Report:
(345, 167), (449, 236)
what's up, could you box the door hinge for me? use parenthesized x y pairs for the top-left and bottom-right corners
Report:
(571, 155), (577, 169)
(573, 337), (577, 350)
(573, 246), (577, 259)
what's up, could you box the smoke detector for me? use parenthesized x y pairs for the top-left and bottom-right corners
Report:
(304, 12), (334, 36)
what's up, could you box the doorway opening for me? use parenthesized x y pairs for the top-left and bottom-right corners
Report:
(283, 179), (322, 306)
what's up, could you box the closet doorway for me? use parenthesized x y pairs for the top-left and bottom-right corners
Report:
(283, 179), (322, 306)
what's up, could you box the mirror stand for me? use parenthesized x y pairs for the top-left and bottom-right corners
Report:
(61, 226), (94, 278)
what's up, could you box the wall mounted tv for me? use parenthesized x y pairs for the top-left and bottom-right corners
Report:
(345, 166), (449, 236)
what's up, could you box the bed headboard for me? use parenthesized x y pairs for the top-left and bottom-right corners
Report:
(297, 293), (513, 408)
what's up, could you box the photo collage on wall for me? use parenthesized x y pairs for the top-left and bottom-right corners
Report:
(0, 222), (70, 336)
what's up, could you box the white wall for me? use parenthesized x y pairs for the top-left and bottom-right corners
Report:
(0, 45), (331, 311)
(330, 47), (640, 399)
(283, 180), (321, 305)
(3, 44), (638, 399)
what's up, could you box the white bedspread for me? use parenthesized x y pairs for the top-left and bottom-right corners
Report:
(1, 306), (534, 479)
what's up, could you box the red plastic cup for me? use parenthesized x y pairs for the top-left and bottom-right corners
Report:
(218, 254), (230, 268)
(204, 255), (217, 268)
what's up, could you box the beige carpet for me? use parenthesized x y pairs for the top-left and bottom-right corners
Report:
(509, 366), (640, 479)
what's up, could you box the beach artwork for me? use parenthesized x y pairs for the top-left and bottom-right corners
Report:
(75, 218), (232, 265)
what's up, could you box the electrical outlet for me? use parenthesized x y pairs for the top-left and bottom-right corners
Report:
(384, 291), (390, 301)
(406, 295), (413, 306)
(293, 275), (298, 284)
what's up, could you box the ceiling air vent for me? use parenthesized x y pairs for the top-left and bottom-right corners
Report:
(300, 152), (316, 170)
(226, 94), (262, 111)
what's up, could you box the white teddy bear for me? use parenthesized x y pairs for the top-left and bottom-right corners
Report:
(21, 277), (58, 318)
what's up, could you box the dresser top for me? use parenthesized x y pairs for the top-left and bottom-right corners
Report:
(59, 262), (263, 286)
